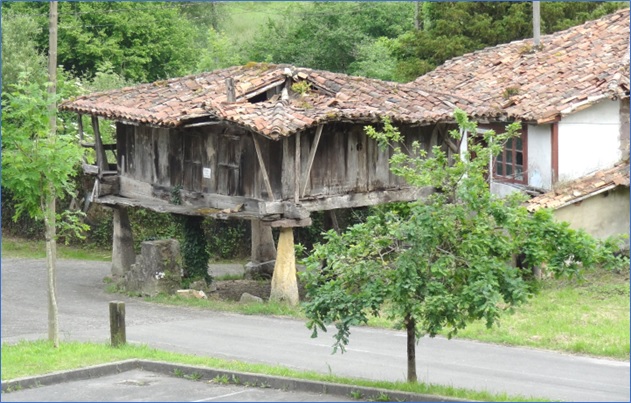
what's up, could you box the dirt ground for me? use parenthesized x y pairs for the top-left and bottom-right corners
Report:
(212, 280), (306, 301)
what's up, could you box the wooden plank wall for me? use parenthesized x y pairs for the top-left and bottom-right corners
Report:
(116, 122), (435, 205)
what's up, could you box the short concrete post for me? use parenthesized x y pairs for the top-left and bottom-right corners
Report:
(109, 301), (126, 347)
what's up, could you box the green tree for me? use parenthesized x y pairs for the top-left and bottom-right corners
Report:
(1, 9), (47, 92)
(2, 77), (86, 347)
(246, 2), (413, 73)
(301, 112), (627, 382)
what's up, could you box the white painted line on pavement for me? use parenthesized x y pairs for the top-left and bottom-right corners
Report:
(193, 390), (248, 402)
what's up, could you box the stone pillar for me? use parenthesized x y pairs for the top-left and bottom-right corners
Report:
(111, 206), (135, 278)
(269, 228), (299, 306)
(245, 219), (277, 279)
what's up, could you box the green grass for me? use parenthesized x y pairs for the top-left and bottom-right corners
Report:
(1, 237), (111, 261)
(0, 340), (548, 402)
(450, 269), (630, 360)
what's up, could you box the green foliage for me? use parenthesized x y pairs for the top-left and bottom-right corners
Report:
(347, 37), (398, 81)
(1, 77), (84, 224)
(179, 215), (212, 284)
(203, 219), (250, 260)
(301, 113), (628, 370)
(246, 2), (413, 73)
(1, 8), (47, 92)
(195, 28), (245, 73)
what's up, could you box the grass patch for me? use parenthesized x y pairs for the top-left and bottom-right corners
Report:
(1, 340), (548, 402)
(220, 2), (293, 43)
(1, 237), (111, 261)
(451, 268), (630, 360)
(145, 294), (305, 319)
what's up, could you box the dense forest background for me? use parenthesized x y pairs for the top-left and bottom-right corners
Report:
(2, 1), (627, 258)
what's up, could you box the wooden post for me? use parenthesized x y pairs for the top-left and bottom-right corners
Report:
(111, 206), (136, 278)
(294, 133), (301, 203)
(109, 301), (126, 347)
(226, 78), (235, 103)
(92, 115), (109, 176)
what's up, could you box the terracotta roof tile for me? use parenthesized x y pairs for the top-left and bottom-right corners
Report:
(527, 162), (630, 211)
(60, 62), (502, 138)
(409, 8), (629, 123)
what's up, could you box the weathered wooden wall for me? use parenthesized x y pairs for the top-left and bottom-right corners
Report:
(115, 121), (447, 211)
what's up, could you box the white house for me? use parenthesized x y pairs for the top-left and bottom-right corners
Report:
(412, 8), (629, 196)
(411, 8), (630, 240)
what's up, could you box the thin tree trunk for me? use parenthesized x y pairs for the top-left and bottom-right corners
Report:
(46, 0), (59, 348)
(44, 188), (59, 347)
(406, 314), (417, 383)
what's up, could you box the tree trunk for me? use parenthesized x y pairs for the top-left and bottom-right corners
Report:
(43, 188), (59, 348)
(406, 314), (417, 383)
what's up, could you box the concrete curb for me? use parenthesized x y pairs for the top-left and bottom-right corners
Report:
(2, 360), (468, 402)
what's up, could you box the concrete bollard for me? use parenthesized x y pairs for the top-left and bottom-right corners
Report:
(109, 301), (126, 347)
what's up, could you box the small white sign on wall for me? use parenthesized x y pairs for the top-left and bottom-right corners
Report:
(202, 167), (211, 179)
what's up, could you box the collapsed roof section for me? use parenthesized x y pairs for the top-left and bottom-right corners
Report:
(60, 63), (503, 139)
(411, 8), (630, 124)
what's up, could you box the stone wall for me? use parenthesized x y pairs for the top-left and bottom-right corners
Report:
(124, 239), (183, 296)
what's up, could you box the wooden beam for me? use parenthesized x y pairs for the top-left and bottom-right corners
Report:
(294, 132), (301, 203)
(443, 136), (459, 154)
(182, 121), (222, 128)
(91, 115), (109, 176)
(300, 187), (434, 212)
(251, 133), (276, 201)
(301, 125), (323, 197)
(264, 217), (312, 228)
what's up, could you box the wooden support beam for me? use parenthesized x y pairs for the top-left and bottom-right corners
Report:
(91, 115), (109, 177)
(294, 132), (301, 203)
(301, 125), (323, 197)
(265, 217), (312, 228)
(444, 136), (459, 154)
(226, 78), (236, 103)
(78, 114), (88, 165)
(251, 133), (275, 201)
(109, 301), (126, 347)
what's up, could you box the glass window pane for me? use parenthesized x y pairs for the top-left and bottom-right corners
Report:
(516, 151), (523, 165)
(506, 164), (513, 176)
(515, 165), (523, 180)
(497, 153), (503, 162)
(506, 152), (513, 163)
(506, 138), (513, 149)
(496, 163), (503, 176)
(516, 137), (523, 150)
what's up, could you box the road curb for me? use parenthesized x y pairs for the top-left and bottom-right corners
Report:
(2, 359), (468, 402)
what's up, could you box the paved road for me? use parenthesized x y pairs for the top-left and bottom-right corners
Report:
(2, 258), (629, 402)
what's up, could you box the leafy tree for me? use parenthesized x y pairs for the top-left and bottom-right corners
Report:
(7, 2), (199, 82)
(1, 9), (47, 92)
(301, 112), (627, 382)
(195, 28), (245, 73)
(347, 37), (398, 81)
(246, 2), (413, 73)
(2, 77), (87, 347)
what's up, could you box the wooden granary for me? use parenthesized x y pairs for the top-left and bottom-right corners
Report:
(60, 63), (502, 302)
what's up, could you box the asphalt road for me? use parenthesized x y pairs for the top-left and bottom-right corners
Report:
(2, 258), (629, 402)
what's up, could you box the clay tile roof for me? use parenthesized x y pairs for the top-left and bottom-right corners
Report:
(60, 63), (501, 139)
(526, 161), (630, 211)
(409, 8), (630, 123)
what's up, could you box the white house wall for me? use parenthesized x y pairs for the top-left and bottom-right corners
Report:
(527, 124), (552, 190)
(557, 99), (621, 182)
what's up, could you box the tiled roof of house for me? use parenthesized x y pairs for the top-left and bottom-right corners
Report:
(60, 64), (502, 139)
(526, 161), (630, 211)
(411, 8), (630, 124)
